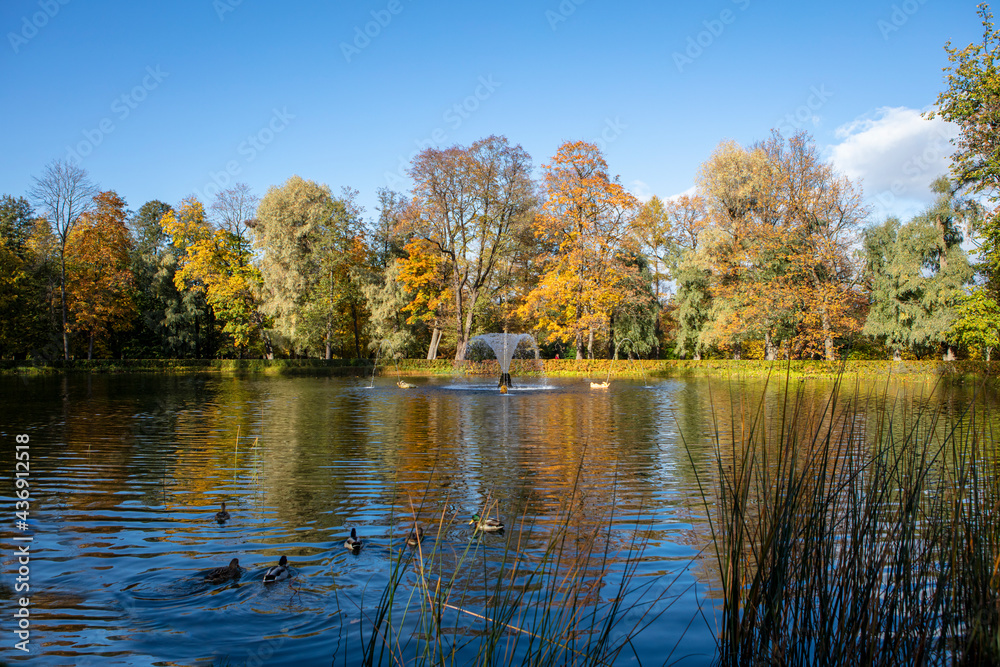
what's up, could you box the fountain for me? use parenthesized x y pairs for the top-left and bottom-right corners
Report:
(467, 333), (539, 391)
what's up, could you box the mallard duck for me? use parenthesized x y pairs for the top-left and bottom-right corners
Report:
(205, 557), (241, 583)
(262, 555), (290, 582)
(590, 381), (609, 389)
(344, 527), (362, 552)
(469, 513), (504, 532)
(215, 502), (230, 522)
(406, 524), (424, 547)
(397, 380), (414, 389)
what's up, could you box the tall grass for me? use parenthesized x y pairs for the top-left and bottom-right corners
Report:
(692, 372), (1000, 666)
(352, 466), (686, 666)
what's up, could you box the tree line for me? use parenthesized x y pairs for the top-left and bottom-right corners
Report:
(2, 7), (999, 363)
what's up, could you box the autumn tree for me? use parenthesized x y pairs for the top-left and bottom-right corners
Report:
(519, 141), (641, 359)
(688, 133), (866, 360)
(161, 197), (265, 356)
(28, 159), (99, 358)
(406, 135), (535, 360)
(65, 191), (136, 358)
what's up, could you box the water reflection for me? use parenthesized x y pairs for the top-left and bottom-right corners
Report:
(0, 372), (992, 665)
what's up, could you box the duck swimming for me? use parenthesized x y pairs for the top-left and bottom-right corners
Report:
(469, 513), (504, 532)
(205, 558), (241, 583)
(406, 524), (424, 547)
(262, 555), (290, 582)
(397, 380), (414, 389)
(344, 527), (363, 552)
(215, 502), (230, 522)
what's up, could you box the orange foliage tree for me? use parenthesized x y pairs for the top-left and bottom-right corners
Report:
(65, 191), (136, 358)
(519, 141), (642, 358)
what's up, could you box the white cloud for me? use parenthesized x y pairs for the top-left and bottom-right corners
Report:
(629, 179), (654, 203)
(666, 185), (696, 201)
(827, 106), (959, 220)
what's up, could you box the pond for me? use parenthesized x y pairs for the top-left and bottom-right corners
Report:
(0, 372), (988, 665)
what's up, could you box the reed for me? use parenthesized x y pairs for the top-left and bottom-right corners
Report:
(354, 463), (683, 666)
(691, 371), (1000, 665)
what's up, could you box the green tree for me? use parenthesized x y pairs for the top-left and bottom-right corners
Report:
(949, 287), (1000, 359)
(256, 176), (368, 358)
(0, 196), (52, 357)
(863, 181), (975, 359)
(929, 4), (1000, 344)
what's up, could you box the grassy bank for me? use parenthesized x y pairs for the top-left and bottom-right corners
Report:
(2, 357), (998, 378)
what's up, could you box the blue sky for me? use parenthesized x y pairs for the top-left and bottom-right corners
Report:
(0, 0), (984, 225)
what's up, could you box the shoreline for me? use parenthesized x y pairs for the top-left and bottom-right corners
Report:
(2, 358), (997, 378)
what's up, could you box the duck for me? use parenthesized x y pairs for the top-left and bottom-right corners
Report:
(205, 557), (241, 583)
(590, 381), (610, 389)
(469, 513), (504, 532)
(262, 555), (290, 582)
(406, 524), (424, 547)
(397, 380), (414, 389)
(344, 527), (362, 552)
(215, 502), (231, 522)
(499, 384), (509, 394)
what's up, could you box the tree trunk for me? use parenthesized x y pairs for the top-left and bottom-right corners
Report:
(693, 351), (701, 361)
(575, 331), (583, 360)
(88, 331), (94, 360)
(943, 346), (956, 361)
(733, 343), (742, 360)
(427, 328), (442, 360)
(351, 303), (362, 360)
(587, 329), (594, 359)
(263, 331), (274, 360)
(325, 317), (332, 360)
(765, 332), (776, 361)
(608, 313), (616, 360)
(893, 348), (902, 362)
(822, 306), (835, 360)
(60, 255), (69, 359)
